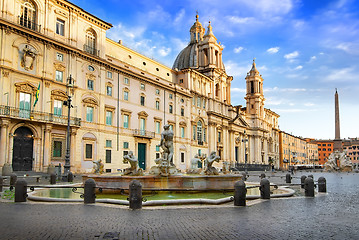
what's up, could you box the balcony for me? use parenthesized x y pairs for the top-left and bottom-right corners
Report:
(132, 129), (155, 139)
(83, 44), (99, 56)
(18, 16), (41, 32)
(0, 105), (81, 126)
(198, 141), (204, 145)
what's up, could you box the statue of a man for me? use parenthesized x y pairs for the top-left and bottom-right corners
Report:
(160, 124), (174, 165)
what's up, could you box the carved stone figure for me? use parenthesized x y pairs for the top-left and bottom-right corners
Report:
(325, 151), (353, 172)
(186, 154), (202, 174)
(21, 45), (37, 71)
(123, 151), (144, 176)
(204, 151), (221, 175)
(222, 161), (230, 174)
(92, 159), (104, 174)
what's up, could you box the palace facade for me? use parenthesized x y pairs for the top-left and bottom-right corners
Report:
(0, 0), (280, 173)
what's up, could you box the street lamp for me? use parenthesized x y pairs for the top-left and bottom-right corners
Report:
(63, 75), (74, 175)
(242, 130), (248, 174)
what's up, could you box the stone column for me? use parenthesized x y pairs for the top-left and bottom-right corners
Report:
(71, 128), (79, 172)
(0, 118), (10, 167)
(43, 124), (52, 170)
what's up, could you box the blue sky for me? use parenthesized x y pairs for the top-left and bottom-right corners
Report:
(70, 0), (359, 140)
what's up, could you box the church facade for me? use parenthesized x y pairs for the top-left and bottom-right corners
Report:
(0, 0), (280, 173)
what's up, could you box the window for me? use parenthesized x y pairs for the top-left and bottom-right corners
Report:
(106, 111), (112, 126)
(106, 86), (112, 96)
(156, 89), (160, 95)
(181, 108), (184, 116)
(169, 93), (173, 99)
(155, 101), (160, 110)
(124, 77), (129, 85)
(85, 144), (93, 159)
(193, 125), (196, 140)
(181, 152), (185, 163)
(55, 70), (63, 82)
(87, 79), (94, 90)
(192, 97), (195, 105)
(123, 114), (129, 128)
(53, 100), (62, 116)
(179, 79), (183, 84)
(203, 128), (206, 142)
(56, 19), (65, 36)
(169, 125), (173, 132)
(88, 65), (95, 71)
(86, 107), (94, 122)
(140, 118), (146, 132)
(180, 127), (185, 138)
(53, 141), (62, 157)
(140, 83), (145, 90)
(197, 97), (201, 107)
(19, 92), (31, 118)
(123, 90), (129, 101)
(105, 149), (111, 163)
(123, 150), (129, 157)
(107, 71), (112, 79)
(156, 145), (160, 159)
(106, 140), (112, 148)
(20, 0), (36, 30)
(197, 121), (202, 142)
(169, 105), (173, 114)
(203, 99), (206, 109)
(218, 131), (222, 143)
(123, 142), (129, 149)
(56, 53), (63, 61)
(85, 30), (96, 55)
(155, 122), (161, 134)
(140, 96), (145, 106)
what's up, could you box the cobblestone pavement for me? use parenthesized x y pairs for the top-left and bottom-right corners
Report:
(1, 172), (359, 240)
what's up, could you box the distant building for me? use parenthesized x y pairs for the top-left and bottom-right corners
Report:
(343, 138), (359, 167)
(312, 140), (334, 165)
(279, 132), (309, 170)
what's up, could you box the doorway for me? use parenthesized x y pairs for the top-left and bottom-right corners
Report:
(12, 126), (34, 171)
(138, 143), (146, 170)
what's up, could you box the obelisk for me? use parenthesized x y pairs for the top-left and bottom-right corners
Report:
(333, 88), (343, 152)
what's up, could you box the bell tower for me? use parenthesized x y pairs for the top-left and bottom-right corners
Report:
(245, 59), (265, 120)
(190, 13), (205, 43)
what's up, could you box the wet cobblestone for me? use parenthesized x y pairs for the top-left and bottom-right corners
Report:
(1, 172), (359, 239)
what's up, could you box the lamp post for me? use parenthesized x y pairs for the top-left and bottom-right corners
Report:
(242, 130), (248, 174)
(63, 75), (74, 175)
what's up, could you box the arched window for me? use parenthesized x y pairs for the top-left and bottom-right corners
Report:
(85, 30), (97, 55)
(197, 121), (202, 143)
(215, 83), (220, 97)
(20, 0), (36, 30)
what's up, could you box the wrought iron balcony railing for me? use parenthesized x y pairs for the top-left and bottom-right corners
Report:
(18, 16), (41, 32)
(198, 141), (204, 145)
(0, 105), (81, 126)
(83, 44), (99, 56)
(132, 129), (155, 139)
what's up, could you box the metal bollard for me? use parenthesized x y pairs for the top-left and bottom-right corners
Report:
(304, 177), (315, 197)
(286, 173), (292, 184)
(300, 175), (307, 188)
(129, 180), (142, 210)
(260, 173), (266, 179)
(0, 176), (3, 192)
(15, 179), (27, 202)
(260, 178), (270, 199)
(67, 172), (74, 182)
(10, 173), (17, 189)
(50, 173), (56, 184)
(318, 177), (327, 193)
(84, 178), (96, 204)
(234, 180), (246, 206)
(242, 172), (247, 181)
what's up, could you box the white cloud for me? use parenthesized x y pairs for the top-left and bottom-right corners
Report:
(240, 0), (294, 15)
(264, 87), (307, 92)
(231, 88), (246, 93)
(158, 47), (171, 57)
(309, 56), (317, 62)
(304, 103), (315, 107)
(267, 47), (279, 54)
(234, 47), (244, 53)
(174, 9), (185, 26)
(227, 16), (255, 24)
(324, 67), (358, 82)
(295, 65), (303, 70)
(224, 61), (251, 77)
(284, 51), (299, 59)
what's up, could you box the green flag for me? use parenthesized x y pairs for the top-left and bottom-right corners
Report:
(33, 83), (40, 107)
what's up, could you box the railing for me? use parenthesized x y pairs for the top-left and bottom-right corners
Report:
(198, 141), (204, 145)
(0, 105), (81, 126)
(83, 44), (99, 56)
(233, 163), (271, 172)
(18, 16), (41, 32)
(132, 129), (155, 139)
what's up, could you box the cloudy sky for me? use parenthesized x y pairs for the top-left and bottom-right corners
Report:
(71, 0), (359, 140)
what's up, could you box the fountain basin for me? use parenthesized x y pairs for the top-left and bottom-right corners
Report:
(82, 174), (243, 191)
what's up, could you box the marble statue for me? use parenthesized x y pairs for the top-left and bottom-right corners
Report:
(186, 154), (203, 174)
(325, 151), (353, 172)
(92, 159), (104, 174)
(204, 151), (221, 175)
(123, 151), (144, 176)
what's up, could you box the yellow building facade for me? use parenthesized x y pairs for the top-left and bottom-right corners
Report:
(0, 0), (280, 173)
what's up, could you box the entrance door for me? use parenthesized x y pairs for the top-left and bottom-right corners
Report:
(138, 143), (146, 170)
(12, 127), (34, 171)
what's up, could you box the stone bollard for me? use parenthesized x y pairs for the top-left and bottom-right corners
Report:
(242, 172), (247, 181)
(84, 178), (96, 204)
(10, 173), (17, 189)
(300, 175), (307, 188)
(234, 180), (246, 206)
(50, 173), (57, 184)
(15, 179), (27, 202)
(318, 177), (327, 193)
(260, 173), (266, 179)
(304, 177), (315, 197)
(260, 178), (270, 199)
(0, 176), (3, 192)
(67, 172), (74, 182)
(286, 173), (292, 184)
(308, 174), (314, 180)
(129, 180), (142, 210)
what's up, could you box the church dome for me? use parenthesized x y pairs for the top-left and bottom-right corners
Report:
(172, 42), (198, 70)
